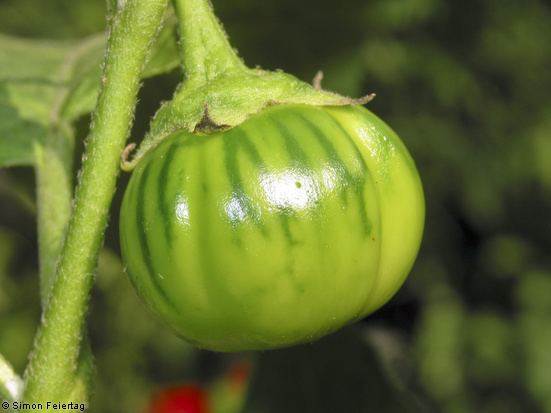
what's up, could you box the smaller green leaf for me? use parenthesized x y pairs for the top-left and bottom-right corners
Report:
(142, 14), (180, 78)
(59, 34), (106, 122)
(62, 15), (179, 122)
(0, 96), (44, 167)
(0, 34), (85, 167)
(0, 13), (180, 168)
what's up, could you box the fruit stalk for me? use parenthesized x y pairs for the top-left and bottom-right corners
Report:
(172, 0), (245, 83)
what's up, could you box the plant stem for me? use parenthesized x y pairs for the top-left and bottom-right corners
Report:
(0, 353), (22, 402)
(172, 0), (245, 83)
(22, 0), (168, 406)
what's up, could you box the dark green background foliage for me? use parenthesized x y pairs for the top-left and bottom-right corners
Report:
(1, 0), (550, 411)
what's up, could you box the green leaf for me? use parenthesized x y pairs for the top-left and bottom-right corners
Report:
(62, 15), (180, 121)
(0, 34), (101, 167)
(59, 34), (107, 122)
(0, 95), (43, 167)
(142, 14), (180, 78)
(242, 326), (422, 413)
(0, 15), (179, 168)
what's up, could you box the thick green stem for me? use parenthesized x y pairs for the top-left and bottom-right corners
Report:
(22, 0), (168, 406)
(173, 0), (245, 83)
(34, 127), (74, 308)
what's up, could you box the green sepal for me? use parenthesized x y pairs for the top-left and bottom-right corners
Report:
(120, 0), (374, 171)
(121, 67), (374, 171)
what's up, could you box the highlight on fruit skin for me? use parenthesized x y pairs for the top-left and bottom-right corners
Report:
(120, 104), (425, 352)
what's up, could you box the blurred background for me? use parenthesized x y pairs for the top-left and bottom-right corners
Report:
(1, 0), (551, 412)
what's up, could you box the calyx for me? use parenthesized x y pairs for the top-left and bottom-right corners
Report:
(121, 0), (374, 171)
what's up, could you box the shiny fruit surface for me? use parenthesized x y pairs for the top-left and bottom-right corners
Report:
(120, 104), (424, 351)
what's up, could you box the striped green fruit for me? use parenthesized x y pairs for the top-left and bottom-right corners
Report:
(120, 104), (424, 351)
